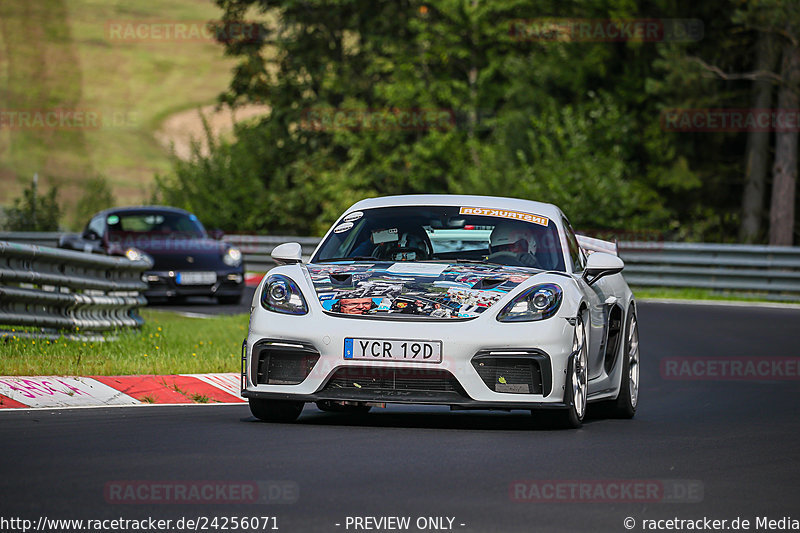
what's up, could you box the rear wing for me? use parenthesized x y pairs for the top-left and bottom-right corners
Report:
(576, 234), (618, 256)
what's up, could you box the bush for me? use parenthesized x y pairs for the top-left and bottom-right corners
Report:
(3, 176), (62, 231)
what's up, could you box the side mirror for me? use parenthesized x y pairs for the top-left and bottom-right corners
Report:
(83, 229), (101, 240)
(582, 252), (624, 286)
(271, 242), (303, 265)
(208, 228), (225, 240)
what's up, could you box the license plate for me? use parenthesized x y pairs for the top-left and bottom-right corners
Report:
(344, 338), (442, 363)
(176, 271), (217, 285)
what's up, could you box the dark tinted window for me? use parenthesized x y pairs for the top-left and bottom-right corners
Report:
(106, 211), (206, 237)
(562, 217), (585, 272)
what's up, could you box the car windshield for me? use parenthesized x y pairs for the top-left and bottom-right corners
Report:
(313, 205), (566, 272)
(106, 211), (206, 238)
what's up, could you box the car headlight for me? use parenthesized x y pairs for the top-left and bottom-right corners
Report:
(223, 247), (243, 267)
(124, 248), (149, 262)
(496, 283), (562, 322)
(261, 274), (308, 315)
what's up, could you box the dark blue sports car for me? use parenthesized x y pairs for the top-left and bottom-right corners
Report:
(60, 206), (244, 304)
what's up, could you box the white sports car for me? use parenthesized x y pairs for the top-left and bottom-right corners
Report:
(241, 195), (639, 428)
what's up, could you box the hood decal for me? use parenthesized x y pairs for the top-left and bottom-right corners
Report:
(307, 262), (538, 319)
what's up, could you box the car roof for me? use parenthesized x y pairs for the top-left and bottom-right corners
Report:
(94, 205), (195, 217)
(345, 194), (564, 221)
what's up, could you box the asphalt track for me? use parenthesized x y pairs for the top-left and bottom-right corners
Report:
(148, 286), (257, 316)
(1, 302), (799, 533)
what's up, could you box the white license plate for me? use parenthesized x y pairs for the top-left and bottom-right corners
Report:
(344, 338), (442, 363)
(176, 271), (217, 285)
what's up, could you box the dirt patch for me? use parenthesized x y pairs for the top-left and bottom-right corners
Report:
(154, 103), (270, 160)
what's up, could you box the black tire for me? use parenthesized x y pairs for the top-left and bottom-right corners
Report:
(315, 400), (372, 414)
(217, 293), (242, 305)
(533, 313), (588, 429)
(249, 398), (304, 422)
(602, 304), (639, 418)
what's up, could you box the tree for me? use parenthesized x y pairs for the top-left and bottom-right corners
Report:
(3, 174), (62, 231)
(741, 31), (778, 243)
(684, 1), (800, 244)
(769, 28), (800, 245)
(731, 1), (800, 245)
(74, 175), (115, 227)
(161, 0), (764, 240)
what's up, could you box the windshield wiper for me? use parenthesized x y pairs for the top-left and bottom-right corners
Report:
(424, 258), (547, 271)
(414, 258), (488, 264)
(449, 258), (489, 264)
(316, 256), (376, 263)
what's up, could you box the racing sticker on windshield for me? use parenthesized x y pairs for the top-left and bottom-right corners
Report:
(459, 207), (549, 226)
(333, 222), (354, 233)
(343, 211), (364, 223)
(371, 228), (398, 244)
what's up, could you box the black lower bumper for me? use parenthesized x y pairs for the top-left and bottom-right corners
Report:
(143, 270), (243, 299)
(242, 389), (568, 410)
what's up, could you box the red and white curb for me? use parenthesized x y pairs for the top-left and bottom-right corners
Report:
(0, 373), (245, 409)
(245, 273), (264, 287)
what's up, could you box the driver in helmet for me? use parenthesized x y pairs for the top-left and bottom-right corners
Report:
(374, 226), (431, 261)
(488, 222), (541, 268)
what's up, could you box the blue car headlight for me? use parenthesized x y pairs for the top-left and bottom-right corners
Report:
(261, 274), (308, 315)
(496, 283), (562, 322)
(223, 247), (243, 267)
(124, 247), (151, 263)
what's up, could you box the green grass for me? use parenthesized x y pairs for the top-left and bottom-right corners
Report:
(0, 0), (255, 227)
(0, 309), (248, 376)
(633, 286), (800, 304)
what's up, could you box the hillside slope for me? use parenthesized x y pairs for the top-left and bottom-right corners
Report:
(0, 0), (246, 227)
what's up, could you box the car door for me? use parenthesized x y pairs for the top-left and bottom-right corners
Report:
(563, 218), (607, 380)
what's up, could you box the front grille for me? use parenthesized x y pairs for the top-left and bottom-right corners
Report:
(254, 342), (320, 385)
(472, 356), (543, 394)
(149, 252), (222, 272)
(324, 366), (460, 393)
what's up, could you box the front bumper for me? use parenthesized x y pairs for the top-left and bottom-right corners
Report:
(243, 309), (575, 409)
(143, 269), (244, 299)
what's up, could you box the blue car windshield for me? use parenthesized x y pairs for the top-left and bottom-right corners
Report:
(313, 205), (566, 272)
(106, 211), (206, 238)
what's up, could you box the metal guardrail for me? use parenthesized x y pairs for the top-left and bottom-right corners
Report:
(3, 232), (799, 301)
(0, 231), (65, 248)
(224, 235), (321, 271)
(618, 241), (800, 299)
(0, 241), (152, 332)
